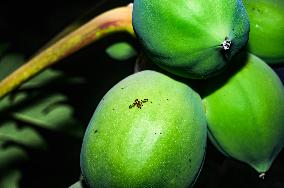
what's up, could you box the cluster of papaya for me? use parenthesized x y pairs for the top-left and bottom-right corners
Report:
(80, 0), (284, 187)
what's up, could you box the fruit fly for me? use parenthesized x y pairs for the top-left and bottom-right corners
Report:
(129, 99), (148, 109)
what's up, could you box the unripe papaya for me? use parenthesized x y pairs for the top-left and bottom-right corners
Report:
(80, 70), (207, 187)
(243, 0), (284, 64)
(202, 53), (284, 174)
(132, 0), (250, 79)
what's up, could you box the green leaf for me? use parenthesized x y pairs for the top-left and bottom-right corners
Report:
(106, 42), (137, 61)
(0, 68), (85, 137)
(0, 141), (28, 169)
(0, 144), (26, 188)
(0, 121), (47, 149)
(0, 67), (84, 188)
(12, 94), (83, 137)
(0, 53), (25, 81)
(20, 69), (63, 89)
(0, 169), (21, 188)
(0, 92), (29, 112)
(19, 68), (85, 89)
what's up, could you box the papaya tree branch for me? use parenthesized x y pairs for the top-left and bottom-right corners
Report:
(0, 5), (134, 99)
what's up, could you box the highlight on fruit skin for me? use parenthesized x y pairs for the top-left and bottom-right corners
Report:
(80, 70), (207, 187)
(243, 0), (284, 64)
(202, 53), (284, 174)
(132, 0), (250, 79)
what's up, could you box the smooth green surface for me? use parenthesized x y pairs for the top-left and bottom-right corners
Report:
(106, 42), (137, 61)
(203, 53), (284, 173)
(243, 0), (284, 63)
(133, 0), (249, 78)
(80, 70), (207, 187)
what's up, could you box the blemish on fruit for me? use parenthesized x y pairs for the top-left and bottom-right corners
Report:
(129, 98), (149, 109)
(94, 130), (98, 134)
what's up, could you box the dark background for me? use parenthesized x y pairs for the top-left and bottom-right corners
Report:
(0, 1), (283, 187)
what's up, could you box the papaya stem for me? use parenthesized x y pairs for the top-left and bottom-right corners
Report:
(259, 172), (265, 179)
(0, 4), (134, 99)
(221, 37), (232, 50)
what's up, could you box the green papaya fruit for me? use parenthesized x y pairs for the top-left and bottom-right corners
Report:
(132, 0), (250, 79)
(80, 70), (207, 187)
(243, 0), (284, 64)
(202, 53), (284, 175)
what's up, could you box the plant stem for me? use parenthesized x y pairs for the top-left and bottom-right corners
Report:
(0, 5), (134, 99)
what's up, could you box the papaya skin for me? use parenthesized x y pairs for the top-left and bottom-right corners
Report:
(243, 0), (284, 64)
(80, 70), (207, 187)
(132, 0), (250, 79)
(202, 53), (284, 174)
